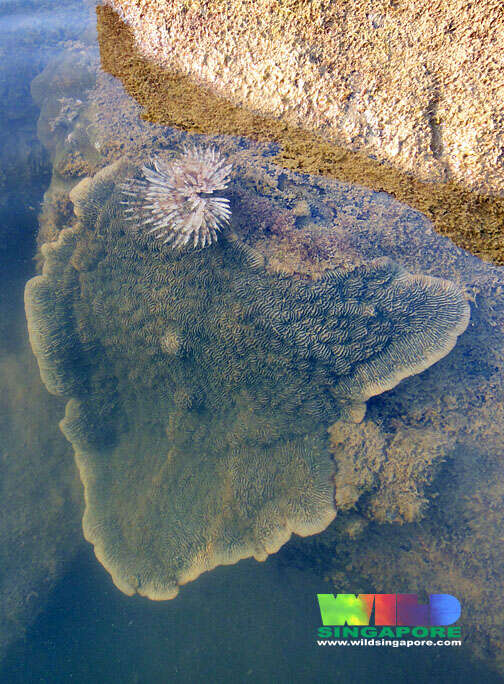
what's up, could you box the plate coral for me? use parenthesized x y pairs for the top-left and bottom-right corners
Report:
(25, 157), (469, 599)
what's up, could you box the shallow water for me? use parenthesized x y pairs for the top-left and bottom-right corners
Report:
(3, 545), (504, 684)
(1, 1), (504, 682)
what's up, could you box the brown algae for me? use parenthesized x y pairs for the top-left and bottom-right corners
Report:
(97, 4), (504, 266)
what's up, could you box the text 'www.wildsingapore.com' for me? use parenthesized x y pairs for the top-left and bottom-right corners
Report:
(317, 630), (462, 648)
(315, 593), (463, 648)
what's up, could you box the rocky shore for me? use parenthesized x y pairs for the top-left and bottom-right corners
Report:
(105, 0), (504, 199)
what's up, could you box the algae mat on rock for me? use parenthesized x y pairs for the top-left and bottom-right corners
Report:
(24, 149), (468, 599)
(96, 4), (504, 267)
(102, 0), (504, 198)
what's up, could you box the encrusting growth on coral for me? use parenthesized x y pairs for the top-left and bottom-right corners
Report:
(121, 145), (232, 248)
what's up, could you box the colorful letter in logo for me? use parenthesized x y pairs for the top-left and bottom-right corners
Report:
(317, 594), (460, 626)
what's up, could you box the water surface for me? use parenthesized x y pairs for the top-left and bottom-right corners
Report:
(1, 1), (503, 683)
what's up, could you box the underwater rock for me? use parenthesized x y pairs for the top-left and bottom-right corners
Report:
(325, 430), (504, 670)
(104, 0), (504, 198)
(330, 419), (456, 524)
(25, 157), (468, 599)
(285, 217), (504, 670)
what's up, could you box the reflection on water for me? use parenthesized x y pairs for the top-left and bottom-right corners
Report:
(1, 0), (504, 682)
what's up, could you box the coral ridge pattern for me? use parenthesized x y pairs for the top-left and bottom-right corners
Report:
(25, 159), (469, 599)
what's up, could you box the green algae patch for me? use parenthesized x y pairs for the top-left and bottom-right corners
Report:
(25, 155), (469, 599)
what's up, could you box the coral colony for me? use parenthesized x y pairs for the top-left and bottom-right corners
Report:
(25, 158), (471, 600)
(121, 145), (232, 248)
